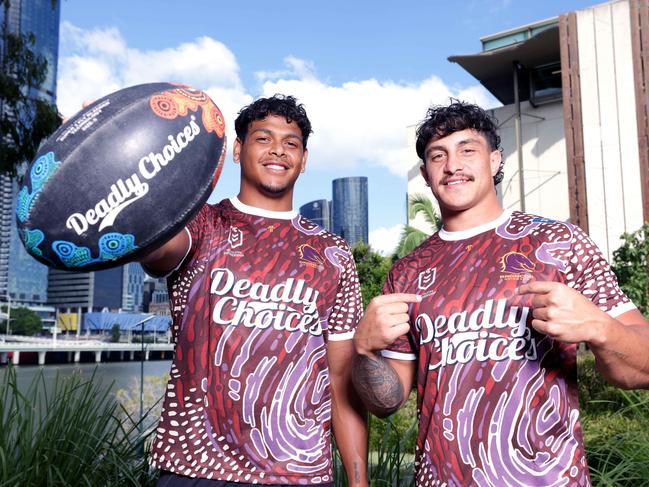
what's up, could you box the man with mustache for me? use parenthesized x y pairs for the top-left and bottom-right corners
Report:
(352, 100), (649, 486)
(142, 95), (367, 486)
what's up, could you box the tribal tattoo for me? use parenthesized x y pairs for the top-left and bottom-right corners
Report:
(352, 353), (404, 417)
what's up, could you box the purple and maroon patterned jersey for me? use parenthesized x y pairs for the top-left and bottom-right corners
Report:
(150, 197), (362, 484)
(384, 211), (634, 487)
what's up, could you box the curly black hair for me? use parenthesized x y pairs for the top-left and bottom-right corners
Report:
(234, 94), (313, 148)
(415, 100), (504, 185)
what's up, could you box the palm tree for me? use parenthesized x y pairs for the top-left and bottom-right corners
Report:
(395, 193), (441, 259)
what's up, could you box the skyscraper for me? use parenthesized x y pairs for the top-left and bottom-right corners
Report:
(0, 0), (60, 307)
(299, 199), (331, 231)
(124, 262), (145, 312)
(332, 177), (368, 247)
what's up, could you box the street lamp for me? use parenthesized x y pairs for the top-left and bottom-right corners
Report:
(134, 314), (155, 432)
(2, 294), (11, 336)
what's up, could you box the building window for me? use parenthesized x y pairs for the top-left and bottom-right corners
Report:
(530, 62), (562, 105)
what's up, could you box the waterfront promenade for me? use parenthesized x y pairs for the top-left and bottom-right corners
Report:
(0, 335), (174, 365)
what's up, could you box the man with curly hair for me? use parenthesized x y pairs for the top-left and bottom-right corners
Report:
(352, 100), (649, 486)
(142, 95), (367, 486)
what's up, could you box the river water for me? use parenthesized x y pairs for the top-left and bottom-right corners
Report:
(0, 359), (173, 396)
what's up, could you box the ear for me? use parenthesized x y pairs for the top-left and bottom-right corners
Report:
(420, 164), (431, 187)
(300, 148), (308, 173)
(490, 150), (502, 177)
(233, 138), (242, 164)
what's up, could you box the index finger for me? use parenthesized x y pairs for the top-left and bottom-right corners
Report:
(517, 281), (560, 295)
(377, 293), (422, 304)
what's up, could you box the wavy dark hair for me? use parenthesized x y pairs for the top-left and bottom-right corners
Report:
(234, 94), (313, 148)
(415, 100), (504, 185)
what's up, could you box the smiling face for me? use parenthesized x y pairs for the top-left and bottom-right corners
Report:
(420, 128), (502, 228)
(233, 115), (308, 210)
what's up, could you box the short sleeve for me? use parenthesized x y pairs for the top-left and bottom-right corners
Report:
(327, 243), (363, 341)
(565, 225), (635, 317)
(381, 264), (417, 361)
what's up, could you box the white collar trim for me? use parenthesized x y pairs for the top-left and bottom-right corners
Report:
(438, 210), (512, 241)
(230, 197), (297, 220)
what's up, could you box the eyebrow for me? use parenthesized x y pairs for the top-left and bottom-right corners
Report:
(425, 137), (482, 157)
(250, 128), (302, 140)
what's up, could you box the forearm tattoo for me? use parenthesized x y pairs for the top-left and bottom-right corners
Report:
(352, 353), (404, 416)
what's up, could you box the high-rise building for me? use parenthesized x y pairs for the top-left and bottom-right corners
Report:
(299, 199), (331, 231)
(0, 0), (60, 307)
(124, 263), (145, 312)
(48, 264), (143, 313)
(332, 177), (368, 247)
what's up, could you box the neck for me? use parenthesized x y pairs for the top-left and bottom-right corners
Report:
(237, 187), (294, 212)
(441, 199), (504, 232)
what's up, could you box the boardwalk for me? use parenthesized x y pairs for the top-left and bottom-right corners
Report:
(0, 335), (174, 365)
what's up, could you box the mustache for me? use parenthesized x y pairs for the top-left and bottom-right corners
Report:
(441, 173), (475, 185)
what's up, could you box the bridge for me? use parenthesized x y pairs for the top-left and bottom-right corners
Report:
(0, 335), (175, 365)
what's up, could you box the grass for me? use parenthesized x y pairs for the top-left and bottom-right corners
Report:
(0, 364), (158, 487)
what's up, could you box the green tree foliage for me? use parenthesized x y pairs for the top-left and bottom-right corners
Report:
(395, 193), (441, 259)
(111, 323), (121, 343)
(7, 306), (42, 335)
(0, 0), (61, 176)
(352, 242), (392, 308)
(611, 223), (649, 315)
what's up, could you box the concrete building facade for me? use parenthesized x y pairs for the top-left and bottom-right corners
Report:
(408, 0), (648, 260)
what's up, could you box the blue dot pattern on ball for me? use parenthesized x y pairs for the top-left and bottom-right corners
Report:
(16, 152), (62, 223)
(20, 229), (45, 257)
(52, 232), (138, 268)
(99, 233), (137, 259)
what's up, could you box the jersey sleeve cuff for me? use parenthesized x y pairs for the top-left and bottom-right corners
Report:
(606, 301), (637, 318)
(381, 350), (417, 361)
(328, 330), (355, 341)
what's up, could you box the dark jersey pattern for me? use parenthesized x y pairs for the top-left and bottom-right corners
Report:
(384, 211), (634, 487)
(150, 198), (362, 484)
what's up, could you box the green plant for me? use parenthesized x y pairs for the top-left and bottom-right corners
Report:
(0, 0), (61, 176)
(111, 324), (121, 343)
(334, 411), (417, 487)
(353, 242), (392, 309)
(5, 306), (41, 336)
(0, 364), (158, 486)
(395, 193), (441, 259)
(612, 223), (649, 315)
(579, 351), (649, 484)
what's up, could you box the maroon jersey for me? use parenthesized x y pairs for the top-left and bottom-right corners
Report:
(385, 211), (634, 487)
(150, 197), (362, 484)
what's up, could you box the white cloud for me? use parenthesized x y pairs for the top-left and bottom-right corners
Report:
(258, 57), (495, 176)
(57, 22), (251, 140)
(57, 25), (496, 198)
(369, 224), (404, 257)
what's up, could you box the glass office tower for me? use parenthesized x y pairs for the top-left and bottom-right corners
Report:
(332, 177), (368, 247)
(299, 199), (331, 231)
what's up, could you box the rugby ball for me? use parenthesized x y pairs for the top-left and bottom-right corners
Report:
(16, 82), (226, 271)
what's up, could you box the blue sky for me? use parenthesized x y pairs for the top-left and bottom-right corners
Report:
(57, 0), (596, 254)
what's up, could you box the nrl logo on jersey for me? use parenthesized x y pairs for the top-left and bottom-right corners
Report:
(499, 251), (535, 281)
(417, 268), (436, 291)
(225, 226), (244, 257)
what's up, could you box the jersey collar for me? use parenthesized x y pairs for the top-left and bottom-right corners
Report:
(438, 209), (512, 241)
(230, 197), (298, 220)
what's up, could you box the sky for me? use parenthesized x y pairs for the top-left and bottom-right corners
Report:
(57, 0), (597, 255)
